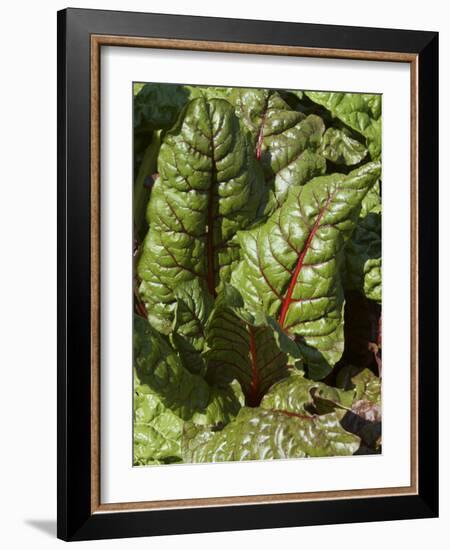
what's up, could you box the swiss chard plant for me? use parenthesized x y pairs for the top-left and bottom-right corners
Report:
(133, 83), (382, 466)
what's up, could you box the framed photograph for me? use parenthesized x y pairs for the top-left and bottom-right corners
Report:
(57, 8), (438, 541)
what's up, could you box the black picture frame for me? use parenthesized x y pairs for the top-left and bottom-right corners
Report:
(57, 7), (438, 541)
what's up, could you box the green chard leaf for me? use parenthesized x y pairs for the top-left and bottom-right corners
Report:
(204, 285), (290, 406)
(182, 407), (360, 463)
(133, 84), (200, 177)
(319, 127), (368, 166)
(134, 315), (244, 428)
(235, 88), (327, 205)
(337, 366), (381, 405)
(261, 371), (354, 414)
(344, 187), (382, 302)
(134, 378), (184, 465)
(138, 97), (268, 333)
(133, 84), (383, 467)
(337, 366), (381, 449)
(134, 83), (193, 133)
(232, 161), (381, 378)
(171, 279), (214, 375)
(134, 131), (161, 241)
(305, 92), (382, 159)
(363, 258), (382, 302)
(185, 86), (238, 104)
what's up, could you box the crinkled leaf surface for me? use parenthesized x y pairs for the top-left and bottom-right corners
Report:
(319, 127), (368, 165)
(134, 132), (161, 241)
(261, 371), (354, 414)
(337, 365), (381, 405)
(134, 316), (244, 426)
(345, 188), (381, 302)
(232, 161), (381, 377)
(186, 86), (238, 104)
(133, 84), (382, 466)
(171, 279), (214, 375)
(182, 407), (360, 463)
(134, 83), (192, 133)
(235, 89), (327, 205)
(305, 92), (382, 159)
(337, 366), (381, 447)
(134, 376), (184, 465)
(351, 368), (382, 405)
(363, 258), (381, 302)
(138, 97), (267, 333)
(204, 286), (289, 406)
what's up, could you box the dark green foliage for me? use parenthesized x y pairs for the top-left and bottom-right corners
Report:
(133, 83), (382, 465)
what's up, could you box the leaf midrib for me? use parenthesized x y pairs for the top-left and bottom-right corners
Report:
(278, 192), (335, 329)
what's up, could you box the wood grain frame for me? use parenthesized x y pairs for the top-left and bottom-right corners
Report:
(90, 35), (418, 513)
(58, 8), (438, 541)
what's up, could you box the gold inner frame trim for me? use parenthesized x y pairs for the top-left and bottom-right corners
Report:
(90, 34), (419, 514)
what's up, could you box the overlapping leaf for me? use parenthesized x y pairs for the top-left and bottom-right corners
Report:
(134, 375), (184, 465)
(345, 188), (382, 302)
(319, 127), (368, 166)
(134, 132), (161, 241)
(305, 92), (382, 159)
(235, 89), (327, 205)
(171, 279), (214, 375)
(133, 85), (383, 467)
(138, 97), (268, 333)
(182, 407), (360, 463)
(134, 83), (193, 134)
(338, 366), (381, 405)
(134, 315), (244, 427)
(261, 371), (354, 413)
(337, 366), (381, 449)
(204, 286), (290, 406)
(232, 161), (381, 377)
(186, 86), (238, 104)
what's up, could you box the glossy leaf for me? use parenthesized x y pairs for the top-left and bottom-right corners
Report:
(337, 366), (381, 447)
(132, 84), (383, 467)
(182, 407), (360, 462)
(204, 286), (289, 406)
(351, 368), (382, 405)
(305, 92), (382, 159)
(133, 131), (161, 241)
(134, 377), (184, 465)
(345, 188), (381, 302)
(170, 279), (214, 375)
(138, 97), (267, 333)
(261, 371), (354, 413)
(186, 86), (238, 104)
(134, 83), (192, 133)
(134, 315), (244, 426)
(235, 88), (327, 205)
(319, 127), (368, 165)
(232, 161), (381, 377)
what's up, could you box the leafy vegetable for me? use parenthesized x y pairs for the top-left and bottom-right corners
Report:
(235, 88), (326, 206)
(133, 83), (382, 466)
(337, 366), (381, 450)
(134, 315), (243, 425)
(137, 97), (267, 334)
(319, 127), (368, 165)
(232, 161), (380, 378)
(204, 285), (290, 406)
(305, 91), (382, 159)
(134, 377), (184, 465)
(261, 371), (354, 413)
(344, 187), (382, 302)
(183, 407), (360, 462)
